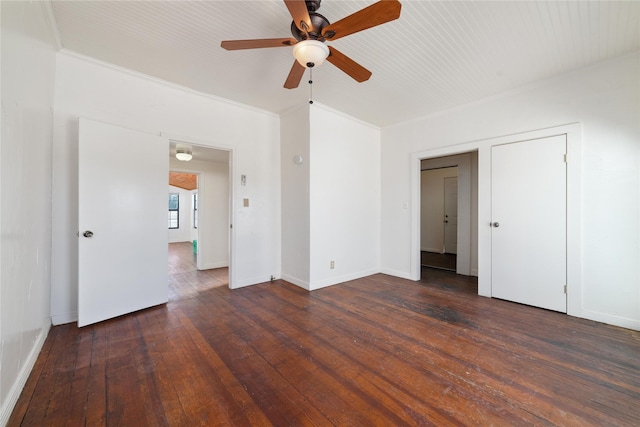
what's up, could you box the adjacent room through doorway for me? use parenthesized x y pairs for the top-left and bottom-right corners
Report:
(417, 151), (478, 279)
(420, 166), (458, 271)
(168, 241), (228, 300)
(168, 164), (229, 298)
(168, 142), (231, 282)
(168, 171), (199, 263)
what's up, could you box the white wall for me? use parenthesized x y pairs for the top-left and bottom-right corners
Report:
(51, 52), (280, 324)
(170, 157), (229, 270)
(280, 104), (311, 286)
(381, 52), (640, 330)
(1, 1), (57, 423)
(168, 185), (193, 243)
(280, 104), (381, 290)
(308, 105), (381, 290)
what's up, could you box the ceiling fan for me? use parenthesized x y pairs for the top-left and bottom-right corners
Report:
(221, 0), (402, 89)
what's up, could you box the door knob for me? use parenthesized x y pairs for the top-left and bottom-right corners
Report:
(491, 222), (500, 228)
(83, 230), (94, 238)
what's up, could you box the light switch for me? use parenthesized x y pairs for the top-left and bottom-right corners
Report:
(243, 198), (249, 207)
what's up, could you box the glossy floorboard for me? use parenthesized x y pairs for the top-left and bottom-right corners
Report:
(421, 251), (456, 271)
(9, 244), (640, 426)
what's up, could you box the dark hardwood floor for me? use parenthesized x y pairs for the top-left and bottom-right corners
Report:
(421, 251), (457, 271)
(9, 245), (640, 426)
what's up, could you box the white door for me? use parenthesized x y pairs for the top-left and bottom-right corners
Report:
(491, 135), (567, 312)
(78, 118), (169, 327)
(443, 176), (458, 254)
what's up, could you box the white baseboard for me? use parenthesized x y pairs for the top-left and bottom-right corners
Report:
(280, 274), (310, 290)
(51, 311), (78, 325)
(308, 268), (381, 291)
(198, 261), (228, 270)
(420, 247), (442, 253)
(580, 309), (640, 331)
(0, 323), (51, 426)
(380, 268), (414, 281)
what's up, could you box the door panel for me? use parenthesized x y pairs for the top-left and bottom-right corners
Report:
(443, 176), (458, 254)
(491, 135), (566, 312)
(78, 118), (168, 327)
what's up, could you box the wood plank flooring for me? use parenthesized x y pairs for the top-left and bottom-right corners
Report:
(8, 244), (640, 426)
(421, 251), (456, 271)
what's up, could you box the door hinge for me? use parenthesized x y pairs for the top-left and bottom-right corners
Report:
(564, 285), (567, 294)
(563, 154), (568, 163)
(230, 224), (233, 229)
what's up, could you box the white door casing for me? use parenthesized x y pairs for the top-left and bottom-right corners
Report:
(491, 134), (567, 313)
(78, 118), (169, 327)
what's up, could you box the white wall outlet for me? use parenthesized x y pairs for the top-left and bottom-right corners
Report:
(330, 260), (335, 269)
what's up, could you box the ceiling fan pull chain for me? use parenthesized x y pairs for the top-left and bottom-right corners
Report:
(308, 67), (314, 104)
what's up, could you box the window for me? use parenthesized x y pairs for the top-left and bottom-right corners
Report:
(168, 193), (179, 229)
(193, 193), (198, 229)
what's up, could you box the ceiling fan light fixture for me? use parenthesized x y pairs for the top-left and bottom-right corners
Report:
(175, 146), (193, 161)
(293, 40), (329, 68)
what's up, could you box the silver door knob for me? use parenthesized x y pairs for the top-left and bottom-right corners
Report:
(83, 230), (94, 238)
(491, 222), (500, 228)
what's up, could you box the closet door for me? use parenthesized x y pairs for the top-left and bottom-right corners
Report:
(491, 134), (567, 312)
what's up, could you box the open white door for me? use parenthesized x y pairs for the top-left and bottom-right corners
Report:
(78, 118), (168, 327)
(491, 135), (567, 312)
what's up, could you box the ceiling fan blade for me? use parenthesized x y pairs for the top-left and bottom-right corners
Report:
(284, 60), (306, 89)
(322, 0), (401, 41)
(221, 38), (297, 50)
(327, 46), (372, 83)
(284, 0), (312, 32)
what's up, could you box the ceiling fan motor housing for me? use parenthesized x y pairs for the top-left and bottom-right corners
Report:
(291, 12), (330, 41)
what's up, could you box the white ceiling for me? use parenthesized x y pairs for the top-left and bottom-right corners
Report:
(50, 0), (640, 127)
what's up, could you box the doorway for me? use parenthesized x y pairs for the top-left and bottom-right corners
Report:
(418, 153), (477, 277)
(420, 166), (458, 271)
(410, 124), (581, 316)
(169, 141), (231, 285)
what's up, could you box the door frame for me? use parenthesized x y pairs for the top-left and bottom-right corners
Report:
(163, 133), (235, 288)
(410, 123), (582, 318)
